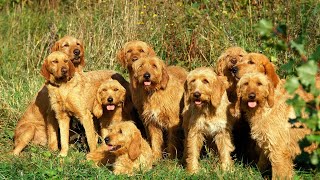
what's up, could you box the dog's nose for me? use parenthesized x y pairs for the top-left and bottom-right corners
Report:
(231, 58), (237, 64)
(231, 66), (238, 74)
(193, 91), (201, 98)
(73, 49), (80, 56)
(132, 56), (138, 61)
(104, 137), (110, 144)
(61, 67), (68, 74)
(143, 72), (151, 80)
(248, 93), (256, 100)
(107, 97), (113, 103)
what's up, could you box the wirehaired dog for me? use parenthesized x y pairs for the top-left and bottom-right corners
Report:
(86, 121), (153, 175)
(183, 67), (234, 173)
(131, 56), (187, 161)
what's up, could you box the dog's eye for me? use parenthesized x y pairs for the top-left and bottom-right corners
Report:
(139, 49), (145, 53)
(257, 82), (262, 86)
(76, 43), (80, 46)
(63, 44), (69, 47)
(102, 88), (107, 92)
(127, 49), (132, 53)
(119, 129), (122, 134)
(202, 79), (209, 84)
(244, 82), (249, 86)
(248, 61), (254, 64)
(153, 64), (157, 69)
(239, 54), (243, 57)
(114, 88), (118, 91)
(53, 60), (58, 64)
(190, 79), (195, 83)
(64, 59), (68, 63)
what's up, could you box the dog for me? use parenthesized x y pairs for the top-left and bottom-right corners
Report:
(93, 79), (132, 140)
(86, 121), (153, 175)
(233, 72), (306, 179)
(131, 56), (187, 161)
(116, 40), (156, 75)
(41, 51), (124, 156)
(215, 47), (248, 103)
(182, 67), (234, 173)
(12, 35), (85, 155)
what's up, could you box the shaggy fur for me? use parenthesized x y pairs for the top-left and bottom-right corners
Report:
(215, 47), (247, 103)
(12, 35), (85, 155)
(117, 40), (156, 75)
(234, 72), (306, 179)
(93, 79), (132, 139)
(131, 56), (187, 161)
(182, 67), (234, 173)
(86, 121), (153, 175)
(41, 51), (123, 156)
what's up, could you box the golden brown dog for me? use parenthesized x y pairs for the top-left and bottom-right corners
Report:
(234, 72), (305, 179)
(93, 79), (131, 139)
(41, 51), (122, 156)
(231, 53), (280, 88)
(182, 67), (234, 173)
(131, 56), (187, 161)
(12, 35), (85, 155)
(215, 47), (247, 103)
(117, 40), (156, 75)
(86, 121), (153, 175)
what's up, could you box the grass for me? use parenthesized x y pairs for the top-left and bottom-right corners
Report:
(0, 0), (319, 179)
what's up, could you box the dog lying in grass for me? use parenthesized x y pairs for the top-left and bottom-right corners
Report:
(86, 121), (153, 175)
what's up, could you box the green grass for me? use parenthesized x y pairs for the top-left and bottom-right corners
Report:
(0, 0), (319, 179)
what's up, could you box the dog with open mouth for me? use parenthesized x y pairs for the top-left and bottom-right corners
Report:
(182, 67), (234, 173)
(233, 72), (305, 180)
(92, 79), (134, 140)
(86, 121), (153, 175)
(131, 56), (187, 161)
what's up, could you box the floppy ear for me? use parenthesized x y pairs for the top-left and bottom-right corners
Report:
(267, 82), (275, 107)
(79, 41), (86, 67)
(50, 40), (60, 52)
(116, 48), (127, 68)
(216, 53), (227, 75)
(183, 80), (191, 107)
(40, 59), (51, 81)
(68, 60), (76, 78)
(128, 132), (142, 160)
(262, 59), (279, 88)
(160, 66), (169, 89)
(147, 46), (156, 57)
(231, 84), (242, 118)
(210, 78), (225, 108)
(93, 92), (103, 118)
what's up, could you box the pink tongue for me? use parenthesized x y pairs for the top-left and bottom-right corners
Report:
(144, 81), (151, 86)
(195, 100), (202, 105)
(106, 105), (115, 111)
(248, 101), (257, 108)
(106, 145), (114, 151)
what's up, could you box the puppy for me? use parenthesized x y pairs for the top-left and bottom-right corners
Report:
(86, 121), (153, 175)
(41, 51), (120, 156)
(183, 67), (234, 173)
(131, 56), (187, 160)
(93, 79), (131, 139)
(216, 47), (248, 103)
(234, 72), (304, 179)
(12, 35), (85, 155)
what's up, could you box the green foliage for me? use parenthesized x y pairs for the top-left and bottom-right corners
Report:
(256, 18), (320, 167)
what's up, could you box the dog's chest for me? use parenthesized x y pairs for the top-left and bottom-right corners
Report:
(196, 116), (227, 135)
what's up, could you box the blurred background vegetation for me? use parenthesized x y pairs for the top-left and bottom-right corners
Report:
(0, 0), (319, 178)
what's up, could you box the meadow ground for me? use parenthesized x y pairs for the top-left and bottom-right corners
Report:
(0, 0), (319, 179)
